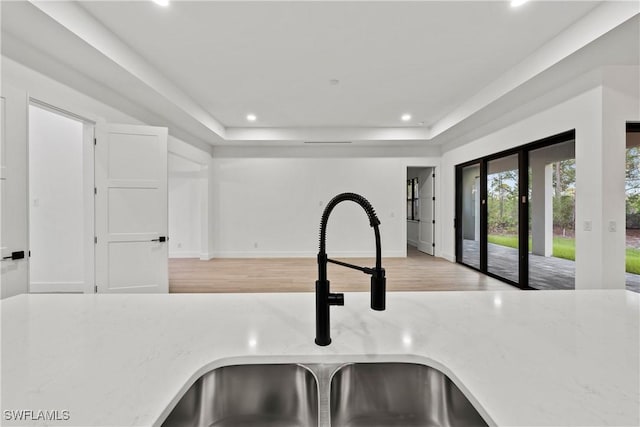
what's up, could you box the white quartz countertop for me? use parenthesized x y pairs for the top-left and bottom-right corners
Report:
(1, 290), (639, 426)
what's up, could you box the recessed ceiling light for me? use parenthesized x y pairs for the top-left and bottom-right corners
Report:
(510, 0), (529, 7)
(246, 114), (257, 122)
(401, 114), (412, 122)
(152, 0), (170, 6)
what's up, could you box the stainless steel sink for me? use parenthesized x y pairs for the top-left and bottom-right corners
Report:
(161, 361), (488, 427)
(161, 364), (319, 427)
(329, 363), (488, 427)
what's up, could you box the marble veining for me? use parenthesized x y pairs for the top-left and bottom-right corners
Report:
(1, 290), (638, 426)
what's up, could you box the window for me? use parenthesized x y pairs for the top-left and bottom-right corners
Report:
(407, 178), (419, 220)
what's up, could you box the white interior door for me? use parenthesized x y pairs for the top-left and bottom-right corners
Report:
(0, 97), (5, 296)
(418, 169), (435, 255)
(1, 86), (29, 299)
(95, 124), (168, 293)
(0, 97), (6, 183)
(0, 97), (6, 259)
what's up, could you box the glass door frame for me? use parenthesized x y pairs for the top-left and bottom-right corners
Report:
(455, 130), (576, 290)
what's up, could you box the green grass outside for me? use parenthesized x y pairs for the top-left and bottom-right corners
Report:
(487, 234), (523, 250)
(552, 237), (575, 261)
(487, 234), (640, 275)
(627, 248), (640, 275)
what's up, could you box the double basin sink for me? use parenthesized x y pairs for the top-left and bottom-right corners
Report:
(161, 362), (488, 427)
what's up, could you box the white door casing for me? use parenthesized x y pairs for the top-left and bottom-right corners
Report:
(0, 97), (6, 182)
(418, 169), (435, 256)
(1, 97), (6, 258)
(1, 86), (29, 299)
(95, 124), (168, 293)
(0, 97), (5, 296)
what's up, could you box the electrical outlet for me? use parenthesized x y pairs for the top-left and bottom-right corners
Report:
(608, 221), (616, 232)
(583, 220), (592, 232)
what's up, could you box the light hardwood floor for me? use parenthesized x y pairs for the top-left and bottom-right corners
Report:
(169, 246), (515, 293)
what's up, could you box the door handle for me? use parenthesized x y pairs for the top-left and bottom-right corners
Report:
(151, 236), (167, 243)
(1, 251), (25, 261)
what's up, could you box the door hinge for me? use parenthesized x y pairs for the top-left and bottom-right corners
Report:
(432, 220), (435, 224)
(432, 173), (435, 178)
(432, 243), (436, 247)
(432, 196), (435, 201)
(94, 138), (97, 146)
(94, 236), (97, 244)
(94, 187), (97, 195)
(95, 285), (98, 293)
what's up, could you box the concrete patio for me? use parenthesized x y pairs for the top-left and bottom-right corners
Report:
(461, 239), (639, 292)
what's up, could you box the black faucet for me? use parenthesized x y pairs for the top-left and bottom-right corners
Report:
(315, 192), (386, 346)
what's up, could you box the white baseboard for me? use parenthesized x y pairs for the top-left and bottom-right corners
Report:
(30, 281), (84, 293)
(441, 252), (455, 262)
(407, 239), (418, 248)
(169, 251), (201, 259)
(199, 252), (214, 261)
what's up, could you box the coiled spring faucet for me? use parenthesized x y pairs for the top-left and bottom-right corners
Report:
(315, 192), (386, 346)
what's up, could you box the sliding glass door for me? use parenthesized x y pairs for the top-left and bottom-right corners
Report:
(456, 131), (576, 289)
(457, 163), (481, 270)
(486, 154), (520, 284)
(527, 141), (576, 290)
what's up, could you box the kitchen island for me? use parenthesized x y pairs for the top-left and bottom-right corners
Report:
(1, 290), (639, 426)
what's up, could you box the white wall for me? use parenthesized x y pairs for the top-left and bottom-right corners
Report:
(211, 149), (440, 258)
(601, 66), (640, 285)
(440, 66), (639, 289)
(167, 136), (214, 260)
(168, 154), (203, 258)
(28, 105), (84, 291)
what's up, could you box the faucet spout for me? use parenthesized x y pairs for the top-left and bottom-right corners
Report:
(315, 193), (386, 346)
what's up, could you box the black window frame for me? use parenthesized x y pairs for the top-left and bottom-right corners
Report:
(407, 178), (419, 221)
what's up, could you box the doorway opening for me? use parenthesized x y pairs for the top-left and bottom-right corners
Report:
(626, 123), (640, 292)
(406, 167), (435, 256)
(168, 153), (204, 259)
(28, 102), (95, 293)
